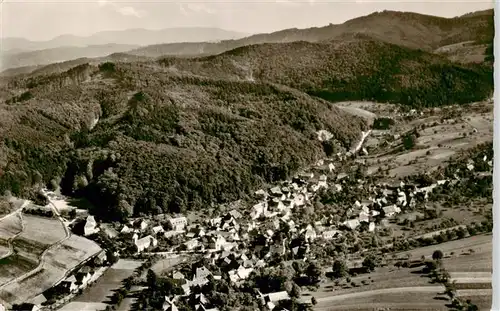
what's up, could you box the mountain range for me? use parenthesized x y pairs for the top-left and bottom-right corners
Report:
(0, 9), (493, 72)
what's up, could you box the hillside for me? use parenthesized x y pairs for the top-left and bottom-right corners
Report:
(1, 27), (249, 52)
(0, 44), (140, 70)
(0, 61), (366, 220)
(127, 9), (493, 59)
(0, 38), (493, 220)
(156, 40), (493, 107)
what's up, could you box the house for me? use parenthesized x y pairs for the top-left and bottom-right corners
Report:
(255, 189), (268, 199)
(172, 271), (185, 280)
(196, 266), (212, 280)
(134, 235), (158, 253)
(228, 209), (243, 219)
(251, 202), (267, 220)
(169, 216), (187, 231)
(269, 186), (283, 196)
(304, 225), (317, 241)
(121, 225), (132, 234)
(164, 230), (183, 239)
(258, 291), (291, 311)
(185, 238), (199, 251)
(358, 211), (370, 223)
(368, 222), (376, 232)
(322, 230), (339, 240)
(84, 215), (99, 236)
(383, 205), (401, 217)
(163, 298), (179, 311)
(343, 219), (360, 230)
(328, 163), (335, 172)
(152, 225), (164, 235)
(236, 266), (253, 280)
(130, 219), (149, 231)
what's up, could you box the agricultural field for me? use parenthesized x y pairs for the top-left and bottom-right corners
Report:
(338, 101), (493, 179)
(0, 254), (37, 286)
(0, 212), (23, 257)
(74, 259), (143, 306)
(45, 234), (102, 271)
(58, 301), (109, 311)
(151, 255), (187, 276)
(308, 235), (491, 311)
(0, 233), (102, 306)
(11, 215), (67, 262)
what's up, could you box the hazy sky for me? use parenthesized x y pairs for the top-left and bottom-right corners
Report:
(0, 0), (494, 41)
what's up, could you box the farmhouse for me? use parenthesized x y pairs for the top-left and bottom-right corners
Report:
(258, 290), (291, 311)
(84, 216), (99, 236)
(169, 216), (188, 231)
(134, 235), (158, 253)
(383, 205), (401, 217)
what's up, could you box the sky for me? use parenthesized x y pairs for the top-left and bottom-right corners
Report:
(0, 0), (494, 41)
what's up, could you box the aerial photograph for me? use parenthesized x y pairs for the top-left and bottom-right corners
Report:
(0, 0), (494, 310)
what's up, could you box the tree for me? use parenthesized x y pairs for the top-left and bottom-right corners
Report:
(432, 250), (444, 261)
(290, 283), (301, 299)
(331, 260), (348, 279)
(306, 262), (322, 285)
(444, 281), (457, 300)
(106, 250), (119, 265)
(146, 269), (158, 289)
(311, 297), (317, 305)
(362, 254), (378, 272)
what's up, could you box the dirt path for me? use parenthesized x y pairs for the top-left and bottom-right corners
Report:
(0, 211), (26, 260)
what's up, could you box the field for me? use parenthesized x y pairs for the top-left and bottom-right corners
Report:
(308, 235), (491, 311)
(58, 301), (109, 311)
(45, 234), (102, 271)
(151, 255), (187, 276)
(0, 234), (102, 306)
(338, 101), (493, 180)
(11, 215), (67, 262)
(0, 212), (23, 257)
(74, 259), (143, 306)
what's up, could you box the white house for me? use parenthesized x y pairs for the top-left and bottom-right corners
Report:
(152, 225), (164, 235)
(258, 290), (290, 311)
(134, 235), (158, 253)
(383, 205), (401, 217)
(368, 222), (376, 232)
(84, 216), (99, 236)
(185, 238), (199, 251)
(121, 225), (132, 234)
(322, 230), (339, 240)
(343, 219), (360, 230)
(304, 225), (317, 241)
(169, 216), (187, 231)
(251, 202), (267, 220)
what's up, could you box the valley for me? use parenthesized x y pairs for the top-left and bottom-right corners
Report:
(0, 5), (494, 311)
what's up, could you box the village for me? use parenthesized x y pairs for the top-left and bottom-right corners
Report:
(0, 100), (493, 311)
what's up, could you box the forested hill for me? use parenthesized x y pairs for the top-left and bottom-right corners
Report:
(0, 61), (366, 220)
(157, 40), (493, 107)
(0, 38), (493, 220)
